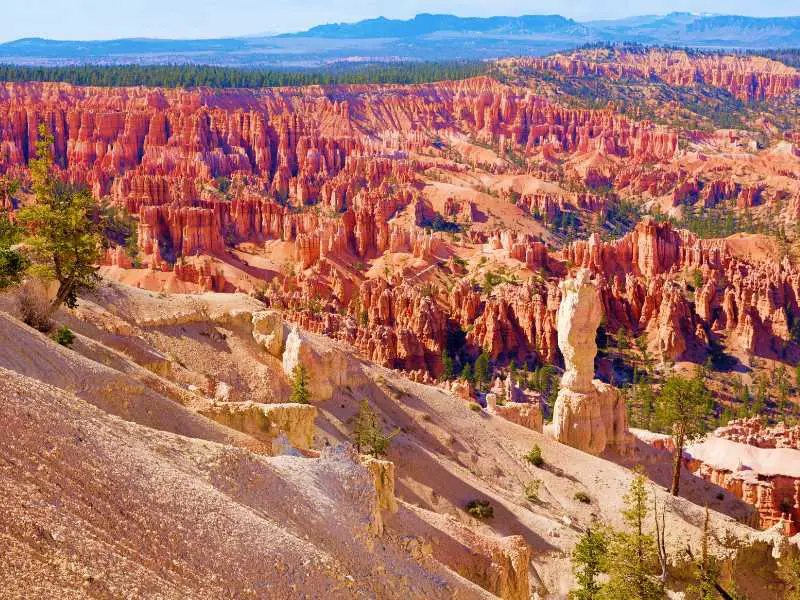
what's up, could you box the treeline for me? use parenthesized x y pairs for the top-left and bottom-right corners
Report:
(0, 62), (488, 89)
(752, 48), (800, 68)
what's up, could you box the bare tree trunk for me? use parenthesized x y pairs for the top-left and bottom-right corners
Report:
(47, 278), (73, 317)
(653, 494), (668, 582)
(671, 428), (685, 496)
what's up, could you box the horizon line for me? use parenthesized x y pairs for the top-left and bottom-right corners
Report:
(2, 11), (799, 45)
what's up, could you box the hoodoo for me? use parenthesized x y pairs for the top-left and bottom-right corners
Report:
(552, 269), (632, 455)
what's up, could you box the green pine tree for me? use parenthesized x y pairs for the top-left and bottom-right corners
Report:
(508, 359), (517, 382)
(778, 548), (800, 600)
(441, 349), (454, 381)
(654, 376), (710, 497)
(570, 527), (608, 600)
(352, 399), (398, 458)
(289, 363), (311, 404)
(690, 506), (720, 600)
(603, 473), (665, 600)
(0, 201), (27, 290)
(17, 124), (103, 314)
(475, 351), (491, 391)
(461, 362), (474, 385)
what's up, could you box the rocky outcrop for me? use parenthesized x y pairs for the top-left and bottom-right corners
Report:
(3, 76), (799, 378)
(552, 269), (631, 455)
(716, 417), (800, 451)
(566, 219), (800, 362)
(511, 49), (800, 102)
(688, 459), (800, 536)
(492, 402), (543, 433)
(640, 426), (800, 536)
(399, 506), (531, 600)
(281, 325), (368, 402)
(485, 377), (543, 431)
(556, 270), (602, 394)
(361, 456), (398, 535)
(198, 401), (317, 450)
(468, 281), (559, 365)
(252, 310), (288, 357)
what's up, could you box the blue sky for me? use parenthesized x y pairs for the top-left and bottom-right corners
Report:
(1, 0), (797, 42)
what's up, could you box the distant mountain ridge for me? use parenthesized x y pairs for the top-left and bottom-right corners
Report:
(284, 13), (591, 38)
(1, 12), (799, 67)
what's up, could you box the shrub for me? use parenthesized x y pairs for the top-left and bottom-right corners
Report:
(0, 247), (27, 290)
(353, 399), (399, 458)
(574, 491), (591, 504)
(468, 401), (482, 412)
(466, 499), (494, 519)
(16, 278), (52, 332)
(51, 325), (75, 347)
(525, 444), (544, 467)
(525, 479), (541, 502)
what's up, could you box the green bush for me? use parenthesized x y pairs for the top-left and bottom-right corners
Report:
(468, 401), (482, 412)
(525, 480), (541, 502)
(51, 325), (75, 347)
(466, 499), (494, 519)
(525, 444), (544, 467)
(574, 491), (591, 504)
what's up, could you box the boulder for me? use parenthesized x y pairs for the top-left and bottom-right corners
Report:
(252, 310), (288, 357)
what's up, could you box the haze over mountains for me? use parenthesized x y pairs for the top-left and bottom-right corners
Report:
(2, 12), (799, 67)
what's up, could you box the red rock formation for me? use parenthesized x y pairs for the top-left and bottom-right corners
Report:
(468, 281), (559, 364)
(565, 219), (800, 361)
(716, 418), (800, 450)
(643, 425), (800, 536)
(511, 49), (800, 102)
(686, 458), (800, 536)
(2, 77), (798, 378)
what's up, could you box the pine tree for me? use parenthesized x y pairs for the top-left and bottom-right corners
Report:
(778, 548), (800, 600)
(461, 362), (474, 385)
(289, 363), (311, 404)
(691, 506), (720, 600)
(353, 399), (377, 454)
(630, 382), (656, 430)
(441, 349), (454, 381)
(603, 473), (665, 599)
(17, 124), (103, 314)
(570, 528), (608, 600)
(615, 327), (629, 352)
(475, 351), (491, 391)
(654, 375), (710, 496)
(352, 399), (398, 458)
(635, 334), (653, 381)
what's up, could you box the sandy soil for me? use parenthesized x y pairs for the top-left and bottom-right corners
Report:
(0, 368), (490, 599)
(0, 283), (788, 598)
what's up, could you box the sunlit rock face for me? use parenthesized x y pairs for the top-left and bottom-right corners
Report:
(553, 269), (630, 455)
